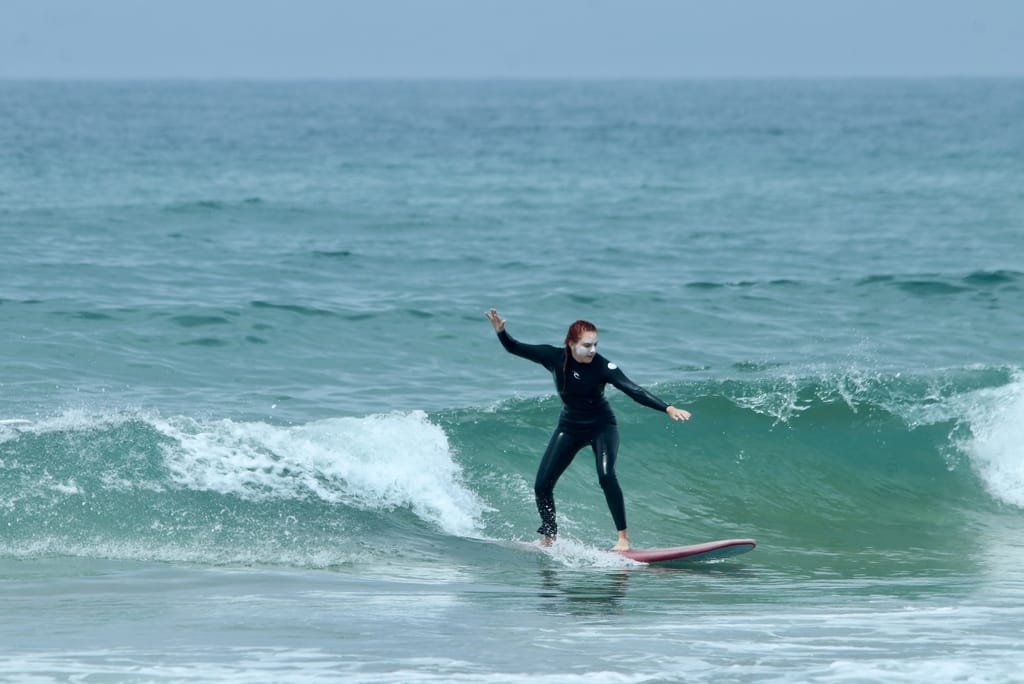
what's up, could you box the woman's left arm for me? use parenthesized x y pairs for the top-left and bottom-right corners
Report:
(606, 364), (691, 420)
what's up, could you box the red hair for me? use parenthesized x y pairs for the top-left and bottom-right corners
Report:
(562, 320), (598, 390)
(564, 319), (598, 347)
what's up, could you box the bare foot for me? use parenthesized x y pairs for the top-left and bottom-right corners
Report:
(538, 535), (556, 547)
(611, 530), (631, 552)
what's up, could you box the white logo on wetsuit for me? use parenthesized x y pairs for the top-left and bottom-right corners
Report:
(572, 371), (581, 380)
(608, 363), (617, 370)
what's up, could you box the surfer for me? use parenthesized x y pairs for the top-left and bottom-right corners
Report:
(485, 308), (691, 551)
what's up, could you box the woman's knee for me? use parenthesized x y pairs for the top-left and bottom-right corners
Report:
(597, 471), (620, 491)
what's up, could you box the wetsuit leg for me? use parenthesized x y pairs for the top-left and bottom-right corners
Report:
(534, 429), (588, 537)
(591, 424), (626, 531)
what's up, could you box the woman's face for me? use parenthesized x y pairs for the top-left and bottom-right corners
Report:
(570, 332), (598, 363)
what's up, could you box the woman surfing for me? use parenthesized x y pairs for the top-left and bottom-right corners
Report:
(485, 308), (691, 551)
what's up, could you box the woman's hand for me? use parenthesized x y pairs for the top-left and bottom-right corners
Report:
(666, 406), (691, 421)
(485, 308), (506, 333)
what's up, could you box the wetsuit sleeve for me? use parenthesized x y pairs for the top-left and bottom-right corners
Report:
(605, 364), (671, 412)
(496, 329), (560, 371)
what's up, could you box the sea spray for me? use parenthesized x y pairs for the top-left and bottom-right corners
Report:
(957, 374), (1024, 508)
(155, 409), (486, 535)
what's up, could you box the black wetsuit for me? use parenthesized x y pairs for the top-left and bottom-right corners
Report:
(496, 329), (670, 537)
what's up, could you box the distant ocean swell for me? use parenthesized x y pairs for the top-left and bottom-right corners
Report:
(2, 367), (1020, 569)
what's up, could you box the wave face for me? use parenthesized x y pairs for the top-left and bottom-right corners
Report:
(4, 368), (1020, 575)
(0, 411), (485, 567)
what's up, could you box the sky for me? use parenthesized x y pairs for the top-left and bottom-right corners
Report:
(1, 0), (1022, 80)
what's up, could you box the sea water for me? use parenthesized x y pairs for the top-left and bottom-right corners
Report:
(2, 79), (1023, 682)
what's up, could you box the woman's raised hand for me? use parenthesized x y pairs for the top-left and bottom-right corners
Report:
(485, 308), (506, 332)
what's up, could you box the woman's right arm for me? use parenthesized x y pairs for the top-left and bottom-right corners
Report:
(485, 308), (557, 368)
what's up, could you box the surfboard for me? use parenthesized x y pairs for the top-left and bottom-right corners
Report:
(617, 538), (756, 565)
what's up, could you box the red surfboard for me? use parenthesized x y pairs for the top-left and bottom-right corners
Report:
(617, 538), (756, 564)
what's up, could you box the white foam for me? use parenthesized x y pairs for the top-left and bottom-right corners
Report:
(538, 537), (642, 569)
(728, 377), (810, 424)
(958, 374), (1024, 507)
(47, 477), (83, 495)
(153, 410), (487, 536)
(0, 409), (109, 442)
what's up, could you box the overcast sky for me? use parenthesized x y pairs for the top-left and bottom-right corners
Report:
(2, 0), (1022, 79)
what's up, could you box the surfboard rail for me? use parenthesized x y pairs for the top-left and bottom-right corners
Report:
(617, 538), (756, 564)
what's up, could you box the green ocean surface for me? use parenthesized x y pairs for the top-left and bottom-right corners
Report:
(2, 79), (1023, 683)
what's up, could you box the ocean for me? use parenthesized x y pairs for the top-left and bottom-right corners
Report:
(1, 79), (1023, 683)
